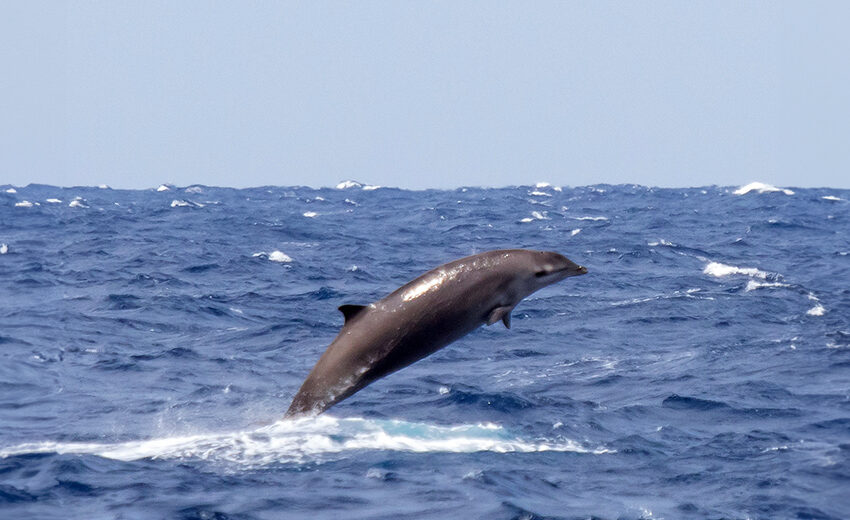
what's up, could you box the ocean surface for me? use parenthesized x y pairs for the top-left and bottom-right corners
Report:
(1, 181), (848, 519)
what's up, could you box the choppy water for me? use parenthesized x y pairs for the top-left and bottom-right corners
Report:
(1, 181), (848, 519)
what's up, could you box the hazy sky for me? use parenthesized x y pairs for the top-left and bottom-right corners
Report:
(2, 2), (848, 189)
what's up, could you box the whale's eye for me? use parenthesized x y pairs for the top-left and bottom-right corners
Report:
(535, 270), (547, 278)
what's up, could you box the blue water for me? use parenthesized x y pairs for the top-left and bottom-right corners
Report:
(1, 182), (848, 519)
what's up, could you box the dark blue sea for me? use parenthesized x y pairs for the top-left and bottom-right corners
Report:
(1, 181), (848, 519)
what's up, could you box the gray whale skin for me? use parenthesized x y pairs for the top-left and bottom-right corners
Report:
(285, 249), (587, 417)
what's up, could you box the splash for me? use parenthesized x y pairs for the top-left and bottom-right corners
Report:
(0, 416), (611, 466)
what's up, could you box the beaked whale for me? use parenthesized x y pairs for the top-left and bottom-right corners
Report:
(285, 249), (587, 417)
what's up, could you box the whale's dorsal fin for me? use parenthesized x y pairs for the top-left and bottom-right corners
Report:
(339, 304), (368, 324)
(487, 305), (513, 329)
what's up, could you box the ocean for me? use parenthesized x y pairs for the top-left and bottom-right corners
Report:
(1, 181), (848, 519)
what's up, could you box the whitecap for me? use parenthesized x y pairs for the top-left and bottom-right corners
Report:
(362, 185), (381, 191)
(5, 188), (16, 193)
(821, 195), (843, 201)
(303, 211), (318, 218)
(170, 200), (204, 208)
(45, 198), (62, 203)
(156, 184), (171, 192)
(266, 250), (293, 263)
(703, 261), (770, 279)
(520, 211), (548, 223)
(336, 180), (362, 189)
(0, 416), (612, 466)
(647, 239), (674, 247)
(0, 243), (7, 254)
(69, 198), (89, 208)
(807, 304), (826, 316)
(806, 293), (826, 316)
(529, 190), (552, 197)
(573, 216), (608, 221)
(535, 181), (551, 188)
(98, 184), (110, 189)
(733, 182), (794, 196)
(251, 250), (294, 263)
(571, 229), (581, 236)
(14, 200), (33, 208)
(745, 280), (791, 291)
(185, 186), (204, 194)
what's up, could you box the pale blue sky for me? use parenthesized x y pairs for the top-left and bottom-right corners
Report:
(2, 2), (848, 189)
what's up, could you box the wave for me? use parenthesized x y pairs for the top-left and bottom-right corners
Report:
(733, 182), (794, 195)
(519, 211), (548, 223)
(0, 416), (611, 466)
(252, 250), (293, 263)
(703, 261), (772, 279)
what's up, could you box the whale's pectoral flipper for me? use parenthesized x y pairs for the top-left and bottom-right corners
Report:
(339, 304), (368, 324)
(487, 305), (514, 329)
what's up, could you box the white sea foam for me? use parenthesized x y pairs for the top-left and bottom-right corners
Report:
(806, 293), (826, 316)
(5, 188), (16, 193)
(254, 250), (293, 263)
(529, 190), (551, 197)
(0, 243), (7, 254)
(571, 229), (581, 236)
(745, 280), (791, 291)
(807, 304), (826, 316)
(303, 211), (318, 218)
(703, 261), (770, 279)
(647, 239), (674, 247)
(14, 200), (33, 208)
(264, 250), (293, 263)
(98, 184), (110, 189)
(534, 182), (562, 192)
(821, 195), (843, 201)
(573, 216), (608, 221)
(336, 180), (362, 189)
(170, 199), (204, 208)
(45, 198), (62, 203)
(733, 182), (794, 196)
(610, 289), (713, 308)
(69, 197), (89, 208)
(156, 184), (171, 192)
(520, 211), (548, 223)
(0, 416), (611, 466)
(185, 186), (204, 194)
(362, 185), (381, 191)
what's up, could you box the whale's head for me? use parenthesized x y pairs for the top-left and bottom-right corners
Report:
(499, 249), (587, 299)
(527, 250), (587, 286)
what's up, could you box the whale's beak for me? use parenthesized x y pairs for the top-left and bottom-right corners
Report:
(577, 265), (588, 275)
